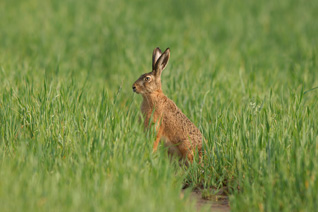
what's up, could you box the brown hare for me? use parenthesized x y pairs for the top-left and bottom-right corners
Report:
(132, 47), (203, 163)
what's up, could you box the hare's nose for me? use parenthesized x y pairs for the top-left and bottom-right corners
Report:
(132, 86), (136, 92)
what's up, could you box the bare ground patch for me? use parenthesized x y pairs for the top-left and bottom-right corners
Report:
(182, 188), (230, 212)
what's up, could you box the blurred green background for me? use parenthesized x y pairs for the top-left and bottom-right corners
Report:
(0, 0), (318, 211)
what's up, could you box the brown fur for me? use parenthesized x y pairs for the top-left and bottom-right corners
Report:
(132, 47), (203, 163)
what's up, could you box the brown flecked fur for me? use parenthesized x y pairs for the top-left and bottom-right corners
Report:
(132, 47), (203, 163)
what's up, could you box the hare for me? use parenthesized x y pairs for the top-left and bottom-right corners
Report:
(132, 47), (203, 163)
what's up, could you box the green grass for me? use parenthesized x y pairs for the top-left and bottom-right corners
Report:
(1, 0), (318, 211)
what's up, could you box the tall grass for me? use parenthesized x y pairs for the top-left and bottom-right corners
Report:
(1, 0), (317, 211)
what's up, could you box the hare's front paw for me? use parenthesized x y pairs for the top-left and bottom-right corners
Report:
(152, 146), (158, 153)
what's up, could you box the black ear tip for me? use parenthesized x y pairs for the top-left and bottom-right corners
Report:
(154, 47), (162, 53)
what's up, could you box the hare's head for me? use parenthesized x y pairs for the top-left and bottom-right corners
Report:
(132, 47), (170, 95)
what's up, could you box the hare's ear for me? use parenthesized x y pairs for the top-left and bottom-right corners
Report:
(152, 47), (162, 70)
(153, 48), (170, 77)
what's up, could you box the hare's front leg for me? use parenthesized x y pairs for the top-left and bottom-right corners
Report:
(153, 125), (164, 153)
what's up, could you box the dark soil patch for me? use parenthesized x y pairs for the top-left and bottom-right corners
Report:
(182, 188), (230, 212)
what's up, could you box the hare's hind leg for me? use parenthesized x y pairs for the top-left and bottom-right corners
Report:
(178, 142), (194, 163)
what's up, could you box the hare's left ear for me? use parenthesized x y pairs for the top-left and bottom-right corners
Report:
(152, 47), (162, 70)
(153, 48), (170, 77)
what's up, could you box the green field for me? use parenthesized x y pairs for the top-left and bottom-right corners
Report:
(1, 0), (318, 211)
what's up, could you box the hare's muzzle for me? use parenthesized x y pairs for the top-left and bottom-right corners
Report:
(132, 85), (137, 92)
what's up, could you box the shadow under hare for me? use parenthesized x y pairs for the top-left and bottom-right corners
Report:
(132, 47), (203, 163)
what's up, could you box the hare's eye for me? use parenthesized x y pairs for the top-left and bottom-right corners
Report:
(144, 76), (151, 82)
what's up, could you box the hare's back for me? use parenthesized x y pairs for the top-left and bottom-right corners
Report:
(162, 99), (203, 146)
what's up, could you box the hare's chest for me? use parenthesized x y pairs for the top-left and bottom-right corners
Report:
(141, 102), (162, 122)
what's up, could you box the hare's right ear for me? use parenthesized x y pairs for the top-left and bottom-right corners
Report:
(152, 47), (162, 70)
(153, 48), (170, 77)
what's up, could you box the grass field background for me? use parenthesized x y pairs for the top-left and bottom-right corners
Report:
(1, 0), (318, 211)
